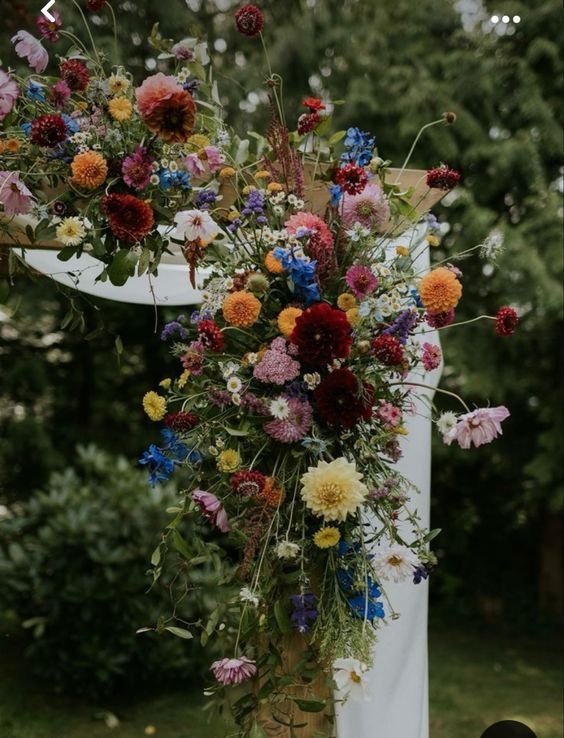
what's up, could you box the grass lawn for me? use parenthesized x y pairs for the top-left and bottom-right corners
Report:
(0, 625), (561, 738)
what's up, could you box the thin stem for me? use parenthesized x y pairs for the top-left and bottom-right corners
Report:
(394, 119), (445, 183)
(389, 380), (471, 412)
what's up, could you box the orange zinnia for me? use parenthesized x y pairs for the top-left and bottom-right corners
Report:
(71, 151), (108, 190)
(418, 267), (462, 313)
(277, 306), (303, 337)
(264, 250), (284, 274)
(223, 291), (261, 328)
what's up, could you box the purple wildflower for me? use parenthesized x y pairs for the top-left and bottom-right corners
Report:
(160, 319), (188, 341)
(289, 592), (318, 633)
(382, 309), (419, 345)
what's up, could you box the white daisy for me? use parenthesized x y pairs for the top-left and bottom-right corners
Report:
(55, 217), (86, 246)
(373, 544), (420, 583)
(303, 373), (321, 390)
(333, 658), (372, 702)
(226, 376), (242, 394)
(270, 397), (290, 420)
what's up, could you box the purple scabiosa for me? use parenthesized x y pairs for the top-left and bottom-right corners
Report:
(264, 397), (313, 443)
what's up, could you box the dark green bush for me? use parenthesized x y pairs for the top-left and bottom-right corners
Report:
(0, 445), (201, 695)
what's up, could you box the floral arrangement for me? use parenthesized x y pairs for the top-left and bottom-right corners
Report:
(1, 3), (519, 736)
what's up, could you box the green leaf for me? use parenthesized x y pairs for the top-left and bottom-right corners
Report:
(292, 697), (326, 712)
(164, 626), (193, 639)
(224, 424), (249, 437)
(171, 529), (191, 560)
(274, 600), (292, 635)
(57, 246), (77, 262)
(107, 249), (136, 286)
(150, 544), (161, 566)
(424, 528), (442, 542)
(328, 129), (347, 146)
(114, 335), (123, 356)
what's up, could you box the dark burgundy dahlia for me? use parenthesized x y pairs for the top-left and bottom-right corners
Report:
(30, 114), (67, 147)
(60, 60), (90, 92)
(164, 412), (198, 433)
(290, 302), (352, 368)
(314, 367), (374, 428)
(234, 4), (264, 37)
(102, 193), (154, 244)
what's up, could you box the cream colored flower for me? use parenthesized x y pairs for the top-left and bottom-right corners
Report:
(300, 458), (368, 522)
(108, 73), (130, 95)
(56, 217), (86, 246)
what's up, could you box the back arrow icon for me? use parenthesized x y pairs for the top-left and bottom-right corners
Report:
(41, 0), (56, 22)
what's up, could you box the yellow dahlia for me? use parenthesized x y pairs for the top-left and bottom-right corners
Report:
(300, 458), (368, 522)
(223, 291), (261, 328)
(142, 391), (166, 421)
(346, 307), (361, 327)
(217, 449), (240, 473)
(337, 293), (357, 311)
(265, 250), (284, 274)
(418, 267), (462, 313)
(71, 151), (108, 190)
(277, 306), (303, 337)
(313, 526), (341, 549)
(108, 96), (133, 121)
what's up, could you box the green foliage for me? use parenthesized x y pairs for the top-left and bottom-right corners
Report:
(0, 445), (200, 695)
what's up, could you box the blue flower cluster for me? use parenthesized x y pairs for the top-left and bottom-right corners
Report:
(341, 127), (375, 167)
(160, 317), (188, 341)
(241, 189), (267, 225)
(158, 169), (191, 190)
(139, 429), (200, 487)
(196, 190), (217, 209)
(337, 541), (385, 622)
(290, 592), (318, 633)
(273, 246), (320, 304)
(27, 81), (45, 102)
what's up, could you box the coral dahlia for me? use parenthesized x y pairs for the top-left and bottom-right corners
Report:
(102, 193), (154, 244)
(290, 302), (352, 368)
(135, 73), (196, 143)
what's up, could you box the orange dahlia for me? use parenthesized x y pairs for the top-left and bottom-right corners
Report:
(277, 306), (302, 337)
(102, 193), (154, 244)
(135, 73), (195, 143)
(71, 151), (108, 189)
(418, 267), (462, 313)
(264, 250), (284, 274)
(223, 291), (261, 328)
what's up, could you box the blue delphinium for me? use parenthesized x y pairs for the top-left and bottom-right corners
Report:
(289, 592), (318, 633)
(341, 127), (375, 167)
(139, 429), (197, 487)
(158, 169), (191, 190)
(26, 81), (45, 101)
(273, 246), (320, 304)
(329, 183), (343, 206)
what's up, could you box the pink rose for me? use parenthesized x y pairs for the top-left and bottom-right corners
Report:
(0, 69), (19, 121)
(12, 31), (49, 73)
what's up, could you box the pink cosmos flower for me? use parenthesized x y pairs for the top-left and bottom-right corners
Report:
(376, 401), (402, 429)
(210, 656), (257, 686)
(184, 153), (206, 177)
(0, 70), (19, 122)
(204, 146), (225, 172)
(253, 337), (300, 385)
(0, 171), (34, 215)
(37, 9), (62, 42)
(192, 489), (230, 533)
(443, 406), (510, 449)
(421, 342), (442, 371)
(135, 72), (182, 118)
(264, 397), (313, 443)
(342, 183), (390, 230)
(345, 265), (378, 300)
(12, 31), (49, 73)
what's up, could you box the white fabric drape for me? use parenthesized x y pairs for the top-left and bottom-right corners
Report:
(335, 226), (441, 738)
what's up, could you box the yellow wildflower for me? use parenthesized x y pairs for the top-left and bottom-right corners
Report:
(346, 307), (361, 327)
(277, 306), (302, 337)
(108, 73), (130, 96)
(242, 185), (257, 196)
(313, 527), (341, 549)
(159, 378), (172, 390)
(177, 370), (190, 389)
(6, 138), (20, 153)
(108, 97), (133, 121)
(219, 166), (236, 179)
(255, 170), (271, 180)
(142, 391), (166, 421)
(395, 245), (409, 257)
(337, 293), (357, 311)
(426, 234), (440, 247)
(228, 210), (241, 222)
(185, 133), (210, 152)
(56, 217), (86, 246)
(217, 449), (240, 473)
(266, 182), (283, 192)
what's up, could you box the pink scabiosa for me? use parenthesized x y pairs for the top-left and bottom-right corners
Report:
(0, 171), (34, 215)
(210, 656), (257, 685)
(345, 265), (378, 300)
(192, 489), (230, 533)
(264, 397), (313, 443)
(442, 406), (510, 449)
(51, 80), (71, 109)
(12, 31), (48, 73)
(0, 70), (19, 122)
(253, 337), (301, 385)
(426, 165), (461, 191)
(420, 342), (442, 371)
(122, 146), (154, 191)
(37, 9), (62, 42)
(495, 306), (519, 336)
(335, 163), (368, 195)
(234, 4), (264, 37)
(342, 183), (390, 230)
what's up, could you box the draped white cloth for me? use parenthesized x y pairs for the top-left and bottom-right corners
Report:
(335, 225), (441, 738)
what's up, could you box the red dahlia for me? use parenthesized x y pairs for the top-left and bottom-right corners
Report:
(495, 306), (519, 336)
(314, 367), (374, 428)
(231, 470), (266, 497)
(290, 302), (352, 368)
(197, 319), (225, 351)
(164, 411), (198, 432)
(426, 165), (461, 191)
(297, 112), (320, 135)
(371, 334), (405, 366)
(60, 60), (90, 92)
(30, 114), (67, 147)
(425, 309), (455, 328)
(234, 4), (264, 37)
(302, 97), (325, 112)
(335, 163), (369, 195)
(102, 193), (154, 244)
(86, 0), (106, 10)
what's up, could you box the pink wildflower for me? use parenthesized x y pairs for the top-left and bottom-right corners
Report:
(192, 489), (230, 533)
(203, 146), (225, 172)
(264, 397), (313, 443)
(443, 406), (510, 449)
(253, 337), (301, 385)
(37, 9), (62, 42)
(51, 80), (71, 109)
(342, 183), (390, 230)
(184, 153), (206, 177)
(376, 402), (402, 429)
(0, 70), (19, 121)
(210, 656), (257, 685)
(0, 171), (34, 215)
(345, 265), (378, 300)
(421, 342), (442, 371)
(122, 146), (154, 191)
